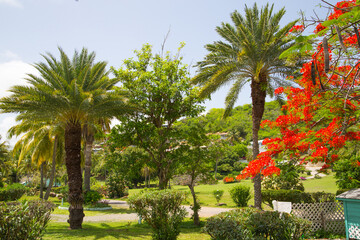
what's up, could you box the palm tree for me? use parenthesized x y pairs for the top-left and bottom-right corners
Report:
(9, 120), (64, 200)
(192, 3), (298, 209)
(0, 48), (130, 229)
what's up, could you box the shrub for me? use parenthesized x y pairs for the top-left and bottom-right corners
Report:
(0, 200), (55, 240)
(230, 185), (251, 207)
(128, 189), (187, 240)
(0, 183), (28, 201)
(84, 190), (102, 206)
(246, 211), (311, 240)
(204, 209), (311, 240)
(223, 176), (235, 184)
(212, 189), (224, 204)
(262, 190), (335, 208)
(106, 175), (128, 199)
(204, 209), (257, 240)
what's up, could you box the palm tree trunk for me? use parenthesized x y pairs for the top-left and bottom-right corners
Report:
(45, 136), (58, 200)
(65, 122), (84, 229)
(251, 78), (267, 209)
(39, 162), (45, 199)
(84, 132), (94, 192)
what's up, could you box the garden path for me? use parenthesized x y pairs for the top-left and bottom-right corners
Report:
(51, 200), (235, 222)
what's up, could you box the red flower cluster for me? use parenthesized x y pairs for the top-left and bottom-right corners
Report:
(289, 25), (304, 33)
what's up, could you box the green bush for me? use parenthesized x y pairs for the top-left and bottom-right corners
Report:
(0, 183), (28, 201)
(204, 209), (311, 240)
(0, 200), (55, 240)
(204, 209), (257, 240)
(128, 189), (187, 240)
(229, 185), (251, 207)
(106, 175), (128, 199)
(84, 190), (102, 206)
(212, 189), (224, 204)
(262, 190), (335, 208)
(246, 211), (311, 240)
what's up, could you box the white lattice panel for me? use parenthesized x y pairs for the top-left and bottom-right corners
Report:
(349, 224), (360, 239)
(291, 202), (345, 234)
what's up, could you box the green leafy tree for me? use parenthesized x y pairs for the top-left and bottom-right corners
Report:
(105, 145), (148, 188)
(112, 44), (204, 189)
(193, 4), (298, 208)
(175, 117), (216, 225)
(0, 48), (129, 229)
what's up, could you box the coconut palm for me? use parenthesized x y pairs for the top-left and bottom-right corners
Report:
(0, 48), (130, 229)
(193, 3), (298, 209)
(9, 120), (64, 200)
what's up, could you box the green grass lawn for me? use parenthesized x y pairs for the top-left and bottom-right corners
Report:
(43, 220), (210, 240)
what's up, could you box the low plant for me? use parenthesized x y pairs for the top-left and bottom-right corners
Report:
(212, 189), (224, 204)
(262, 190), (335, 208)
(229, 185), (251, 207)
(128, 189), (187, 240)
(246, 211), (311, 239)
(84, 190), (102, 206)
(223, 176), (235, 184)
(204, 209), (257, 240)
(204, 209), (311, 240)
(0, 200), (55, 240)
(0, 183), (28, 201)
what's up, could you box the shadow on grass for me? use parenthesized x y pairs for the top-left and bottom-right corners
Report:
(44, 219), (207, 240)
(44, 222), (151, 240)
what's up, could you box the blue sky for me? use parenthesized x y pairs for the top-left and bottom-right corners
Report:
(0, 0), (336, 145)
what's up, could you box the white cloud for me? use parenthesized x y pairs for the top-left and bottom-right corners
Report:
(1, 50), (20, 61)
(0, 0), (22, 8)
(0, 115), (17, 147)
(0, 60), (35, 98)
(0, 60), (37, 148)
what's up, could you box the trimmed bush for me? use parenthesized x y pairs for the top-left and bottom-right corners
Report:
(230, 185), (251, 207)
(128, 189), (187, 240)
(262, 190), (335, 207)
(0, 183), (28, 201)
(84, 190), (102, 206)
(246, 211), (311, 239)
(0, 200), (55, 240)
(204, 209), (311, 240)
(204, 208), (257, 240)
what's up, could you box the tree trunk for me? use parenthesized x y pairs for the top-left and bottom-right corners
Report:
(188, 184), (200, 226)
(251, 78), (267, 209)
(39, 162), (45, 199)
(214, 157), (219, 180)
(45, 136), (58, 200)
(158, 169), (168, 189)
(84, 132), (94, 192)
(65, 122), (84, 229)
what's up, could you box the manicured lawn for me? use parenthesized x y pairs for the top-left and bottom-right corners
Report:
(302, 172), (337, 193)
(43, 220), (210, 240)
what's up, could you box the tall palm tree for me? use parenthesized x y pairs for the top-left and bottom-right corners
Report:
(193, 3), (298, 209)
(0, 48), (130, 229)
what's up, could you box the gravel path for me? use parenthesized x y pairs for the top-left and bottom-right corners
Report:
(51, 200), (235, 222)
